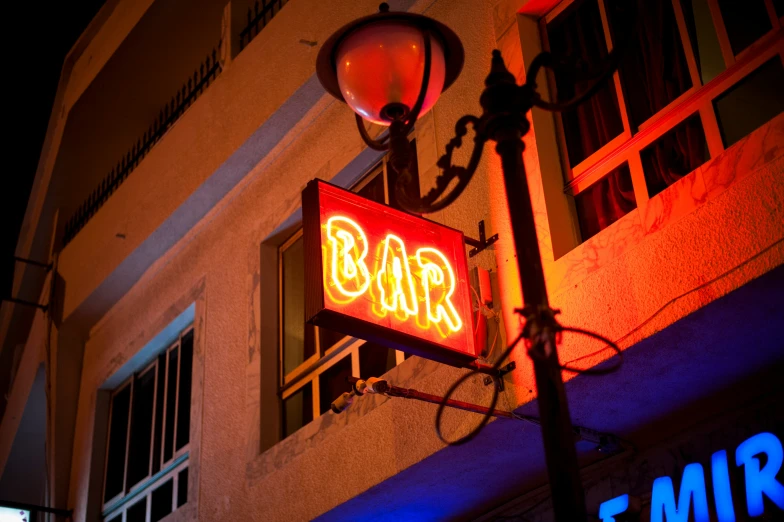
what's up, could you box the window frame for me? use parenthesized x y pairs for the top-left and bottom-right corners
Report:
(277, 159), (411, 434)
(540, 0), (783, 242)
(101, 326), (194, 521)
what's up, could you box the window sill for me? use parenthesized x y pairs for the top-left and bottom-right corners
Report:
(545, 113), (784, 299)
(562, 28), (782, 196)
(247, 353), (445, 484)
(103, 452), (189, 519)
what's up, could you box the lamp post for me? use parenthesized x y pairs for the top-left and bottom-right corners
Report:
(316, 4), (624, 520)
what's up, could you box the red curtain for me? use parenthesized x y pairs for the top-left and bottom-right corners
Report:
(609, 0), (707, 197)
(553, 0), (709, 239)
(548, 0), (624, 168)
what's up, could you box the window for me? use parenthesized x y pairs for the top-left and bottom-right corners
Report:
(0, 506), (31, 522)
(713, 56), (784, 147)
(278, 142), (420, 438)
(541, 0), (783, 243)
(102, 328), (193, 521)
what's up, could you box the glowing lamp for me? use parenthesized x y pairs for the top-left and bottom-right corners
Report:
(316, 3), (464, 125)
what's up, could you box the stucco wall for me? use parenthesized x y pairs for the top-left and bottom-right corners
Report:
(51, 0), (227, 231)
(61, 0), (502, 518)
(54, 0), (784, 521)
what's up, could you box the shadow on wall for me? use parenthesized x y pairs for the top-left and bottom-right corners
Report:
(50, 0), (228, 249)
(0, 366), (47, 505)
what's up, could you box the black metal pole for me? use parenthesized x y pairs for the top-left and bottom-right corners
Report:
(497, 133), (586, 520)
(482, 51), (587, 520)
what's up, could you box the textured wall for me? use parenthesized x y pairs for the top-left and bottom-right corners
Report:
(54, 0), (784, 521)
(57, 0), (403, 322)
(488, 2), (784, 405)
(51, 0), (228, 231)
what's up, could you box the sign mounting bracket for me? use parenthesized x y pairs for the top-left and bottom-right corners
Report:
(464, 220), (499, 258)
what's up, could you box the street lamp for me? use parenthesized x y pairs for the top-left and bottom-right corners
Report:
(316, 3), (625, 521)
(316, 5), (462, 125)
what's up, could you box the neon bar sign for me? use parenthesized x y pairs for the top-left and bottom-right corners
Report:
(599, 431), (784, 521)
(302, 180), (476, 366)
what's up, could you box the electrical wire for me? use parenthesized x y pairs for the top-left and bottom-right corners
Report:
(554, 326), (623, 375)
(560, 237), (784, 370)
(487, 321), (500, 359)
(469, 284), (483, 337)
(434, 307), (622, 444)
(435, 297), (631, 445)
(469, 283), (501, 359)
(441, 238), (784, 447)
(437, 234), (781, 449)
(434, 331), (524, 445)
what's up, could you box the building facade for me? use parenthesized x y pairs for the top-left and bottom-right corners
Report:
(0, 0), (782, 520)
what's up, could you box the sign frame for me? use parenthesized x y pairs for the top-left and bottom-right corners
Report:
(302, 179), (477, 368)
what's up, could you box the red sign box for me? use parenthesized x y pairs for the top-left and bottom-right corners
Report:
(302, 180), (477, 367)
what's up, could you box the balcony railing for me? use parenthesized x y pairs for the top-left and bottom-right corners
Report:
(239, 0), (288, 50)
(62, 42), (223, 247)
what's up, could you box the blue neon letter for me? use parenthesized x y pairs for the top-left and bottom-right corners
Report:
(711, 450), (736, 522)
(736, 432), (784, 517)
(651, 463), (709, 522)
(599, 494), (628, 522)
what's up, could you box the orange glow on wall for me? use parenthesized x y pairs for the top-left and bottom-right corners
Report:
(302, 180), (476, 366)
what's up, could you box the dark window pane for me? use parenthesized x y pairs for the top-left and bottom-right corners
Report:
(177, 467), (189, 508)
(319, 356), (353, 415)
(718, 0), (772, 55)
(776, 0), (784, 18)
(547, 0), (624, 167)
(106, 515), (122, 522)
(282, 382), (313, 438)
(104, 385), (131, 502)
(163, 346), (178, 463)
(126, 497), (147, 522)
(150, 478), (173, 522)
(319, 327), (347, 351)
(151, 353), (166, 474)
(387, 139), (421, 211)
(606, 0), (692, 130)
(359, 341), (396, 380)
(714, 57), (784, 148)
(574, 163), (636, 241)
(282, 237), (316, 375)
(126, 366), (156, 490)
(641, 113), (709, 198)
(176, 332), (193, 451)
(356, 171), (386, 204)
(681, 0), (726, 84)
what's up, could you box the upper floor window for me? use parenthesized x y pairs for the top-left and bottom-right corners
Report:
(542, 0), (783, 242)
(103, 328), (193, 522)
(279, 141), (420, 439)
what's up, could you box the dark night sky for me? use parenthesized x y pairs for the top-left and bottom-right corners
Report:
(1, 1), (107, 300)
